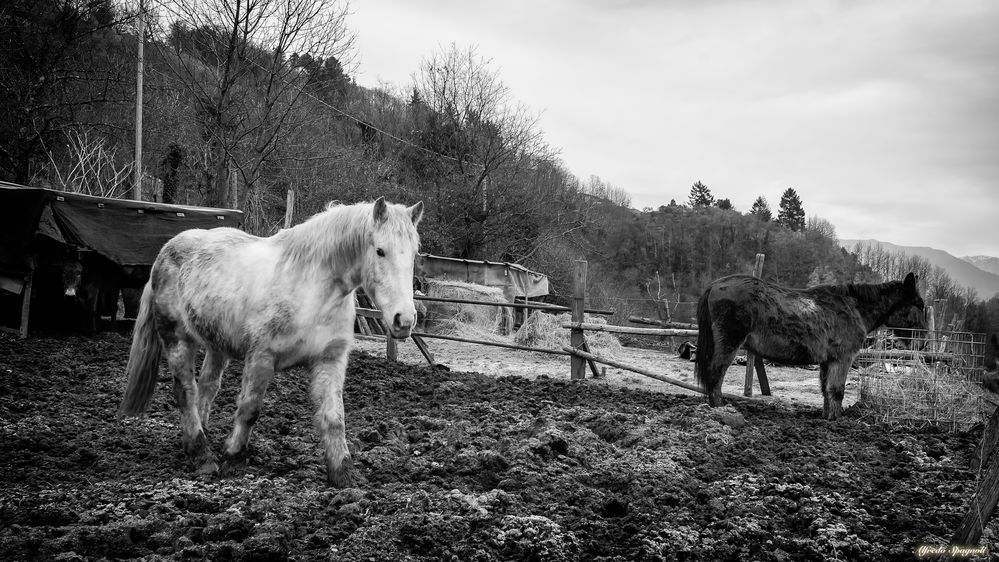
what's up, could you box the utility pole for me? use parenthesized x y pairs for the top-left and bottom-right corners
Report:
(133, 1), (145, 201)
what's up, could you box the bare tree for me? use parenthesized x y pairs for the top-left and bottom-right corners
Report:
(581, 175), (631, 208)
(412, 43), (547, 254)
(645, 271), (681, 323)
(45, 128), (135, 198)
(806, 215), (837, 242)
(150, 0), (354, 223)
(0, 0), (134, 184)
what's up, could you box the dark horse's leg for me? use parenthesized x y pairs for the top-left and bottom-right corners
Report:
(705, 312), (749, 406)
(819, 363), (830, 418)
(823, 356), (855, 420)
(706, 332), (742, 407)
(222, 350), (276, 464)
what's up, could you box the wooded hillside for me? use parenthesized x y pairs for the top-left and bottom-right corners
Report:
(3, 0), (996, 335)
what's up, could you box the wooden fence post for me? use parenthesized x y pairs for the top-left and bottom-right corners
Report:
(18, 270), (33, 339)
(284, 189), (295, 229)
(927, 305), (937, 352)
(744, 253), (767, 397)
(229, 166), (239, 209)
(386, 333), (398, 362)
(945, 407), (999, 559)
(973, 409), (999, 473)
(570, 260), (587, 380)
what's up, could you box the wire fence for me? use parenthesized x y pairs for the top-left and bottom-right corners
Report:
(856, 329), (991, 431)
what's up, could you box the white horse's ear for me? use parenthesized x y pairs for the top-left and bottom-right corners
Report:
(409, 201), (424, 225)
(373, 197), (388, 223)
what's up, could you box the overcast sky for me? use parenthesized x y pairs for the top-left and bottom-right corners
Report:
(348, 0), (999, 258)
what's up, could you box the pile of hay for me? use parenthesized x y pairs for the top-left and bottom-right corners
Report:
(423, 279), (513, 337)
(857, 359), (988, 431)
(514, 312), (622, 358)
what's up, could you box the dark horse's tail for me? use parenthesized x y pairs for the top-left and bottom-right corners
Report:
(118, 282), (162, 417)
(694, 286), (714, 393)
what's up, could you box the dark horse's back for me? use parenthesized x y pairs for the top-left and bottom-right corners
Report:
(695, 274), (816, 367)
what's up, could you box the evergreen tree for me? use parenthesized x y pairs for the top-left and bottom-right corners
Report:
(687, 181), (714, 208)
(715, 198), (732, 210)
(776, 188), (805, 231)
(408, 86), (423, 107)
(750, 196), (772, 222)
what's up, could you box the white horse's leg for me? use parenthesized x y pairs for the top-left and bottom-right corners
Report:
(166, 338), (217, 473)
(222, 351), (276, 462)
(197, 349), (229, 428)
(311, 340), (351, 487)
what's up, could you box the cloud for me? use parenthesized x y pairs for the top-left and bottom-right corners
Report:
(349, 0), (999, 257)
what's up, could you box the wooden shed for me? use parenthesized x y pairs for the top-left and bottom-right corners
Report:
(0, 181), (243, 336)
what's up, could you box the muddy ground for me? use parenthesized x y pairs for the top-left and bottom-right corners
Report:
(1, 331), (996, 561)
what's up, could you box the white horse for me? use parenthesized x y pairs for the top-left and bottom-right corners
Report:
(118, 197), (423, 486)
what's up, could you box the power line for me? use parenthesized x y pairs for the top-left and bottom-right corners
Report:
(145, 0), (477, 169)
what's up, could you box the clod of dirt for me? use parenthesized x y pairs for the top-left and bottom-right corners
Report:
(710, 405), (748, 429)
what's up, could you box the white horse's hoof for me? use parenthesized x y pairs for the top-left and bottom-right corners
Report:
(196, 460), (219, 475)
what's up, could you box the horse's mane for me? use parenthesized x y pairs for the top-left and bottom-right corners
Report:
(809, 279), (902, 302)
(274, 201), (418, 274)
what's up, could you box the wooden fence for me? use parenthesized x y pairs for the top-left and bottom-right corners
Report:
(360, 258), (774, 402)
(361, 256), (981, 402)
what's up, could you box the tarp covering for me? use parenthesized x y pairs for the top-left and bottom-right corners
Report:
(0, 185), (52, 272)
(0, 182), (243, 270)
(415, 254), (549, 298)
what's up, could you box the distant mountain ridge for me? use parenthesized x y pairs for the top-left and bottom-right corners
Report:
(964, 255), (999, 277)
(839, 239), (999, 299)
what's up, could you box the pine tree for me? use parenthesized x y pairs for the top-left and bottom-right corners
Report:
(776, 188), (805, 231)
(408, 86), (423, 107)
(687, 181), (714, 208)
(750, 196), (772, 222)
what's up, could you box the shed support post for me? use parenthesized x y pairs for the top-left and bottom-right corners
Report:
(19, 270), (34, 339)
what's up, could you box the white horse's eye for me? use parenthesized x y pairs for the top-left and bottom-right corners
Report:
(376, 248), (386, 257)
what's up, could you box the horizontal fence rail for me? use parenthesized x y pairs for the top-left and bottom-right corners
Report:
(628, 316), (699, 330)
(561, 321), (698, 338)
(414, 294), (614, 316)
(409, 330), (571, 356)
(561, 345), (764, 403)
(855, 349), (957, 363)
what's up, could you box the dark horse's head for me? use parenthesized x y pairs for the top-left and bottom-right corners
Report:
(885, 273), (926, 350)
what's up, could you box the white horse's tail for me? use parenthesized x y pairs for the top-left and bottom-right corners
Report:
(118, 282), (162, 417)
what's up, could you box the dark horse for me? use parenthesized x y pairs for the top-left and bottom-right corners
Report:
(62, 250), (148, 334)
(694, 272), (924, 420)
